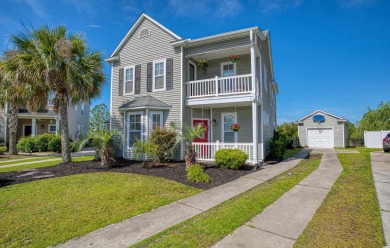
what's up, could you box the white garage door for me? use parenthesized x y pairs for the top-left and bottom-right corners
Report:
(307, 128), (334, 148)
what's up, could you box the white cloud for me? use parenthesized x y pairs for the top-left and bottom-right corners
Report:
(258, 0), (304, 12)
(335, 0), (377, 8)
(25, 0), (49, 19)
(86, 24), (101, 28)
(216, 0), (243, 17)
(168, 0), (210, 16)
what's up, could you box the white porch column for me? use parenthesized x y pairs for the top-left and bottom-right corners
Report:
(55, 117), (60, 136)
(31, 118), (36, 137)
(250, 29), (259, 165)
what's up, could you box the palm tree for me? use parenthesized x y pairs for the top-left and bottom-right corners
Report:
(0, 51), (30, 155)
(171, 122), (206, 169)
(10, 26), (105, 163)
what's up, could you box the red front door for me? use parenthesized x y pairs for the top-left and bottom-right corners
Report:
(193, 119), (208, 142)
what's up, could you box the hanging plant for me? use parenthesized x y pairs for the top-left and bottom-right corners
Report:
(229, 54), (240, 63)
(230, 123), (240, 132)
(198, 58), (208, 71)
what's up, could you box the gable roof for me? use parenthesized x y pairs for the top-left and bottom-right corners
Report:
(295, 110), (348, 123)
(109, 13), (182, 58)
(118, 96), (171, 112)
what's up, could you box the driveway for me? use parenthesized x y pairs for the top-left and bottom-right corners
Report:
(371, 151), (390, 246)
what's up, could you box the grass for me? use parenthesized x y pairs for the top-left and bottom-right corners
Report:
(0, 173), (201, 248)
(294, 148), (385, 247)
(132, 153), (321, 248)
(0, 156), (61, 166)
(0, 156), (94, 172)
(0, 154), (31, 160)
(283, 148), (303, 160)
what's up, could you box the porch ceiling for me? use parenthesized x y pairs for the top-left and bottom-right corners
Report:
(188, 45), (250, 61)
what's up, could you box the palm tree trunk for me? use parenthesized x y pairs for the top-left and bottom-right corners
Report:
(8, 103), (18, 155)
(59, 100), (71, 163)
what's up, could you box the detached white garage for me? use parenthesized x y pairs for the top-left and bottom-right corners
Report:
(295, 110), (349, 148)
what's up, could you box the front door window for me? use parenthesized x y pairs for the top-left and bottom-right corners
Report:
(222, 62), (235, 77)
(193, 119), (208, 142)
(222, 113), (237, 142)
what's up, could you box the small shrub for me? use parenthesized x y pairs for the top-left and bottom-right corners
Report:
(0, 137), (4, 145)
(187, 163), (210, 183)
(17, 136), (36, 153)
(0, 146), (7, 155)
(149, 127), (178, 162)
(34, 133), (56, 151)
(132, 138), (158, 164)
(48, 136), (62, 153)
(215, 149), (248, 170)
(269, 131), (288, 159)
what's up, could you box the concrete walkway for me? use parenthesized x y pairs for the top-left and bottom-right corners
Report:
(56, 149), (312, 248)
(214, 149), (343, 248)
(371, 152), (390, 246)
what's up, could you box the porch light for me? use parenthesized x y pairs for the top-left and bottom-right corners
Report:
(212, 118), (217, 126)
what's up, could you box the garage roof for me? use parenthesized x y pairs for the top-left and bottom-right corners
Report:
(295, 110), (348, 123)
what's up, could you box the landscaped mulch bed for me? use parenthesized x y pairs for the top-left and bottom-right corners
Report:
(0, 159), (254, 189)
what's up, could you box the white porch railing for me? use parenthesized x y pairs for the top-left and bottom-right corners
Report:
(187, 74), (252, 98)
(193, 142), (254, 162)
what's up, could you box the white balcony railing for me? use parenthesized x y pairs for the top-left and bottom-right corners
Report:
(187, 74), (252, 98)
(193, 142), (254, 162)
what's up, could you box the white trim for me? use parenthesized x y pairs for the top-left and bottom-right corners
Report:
(221, 112), (237, 143)
(188, 60), (197, 81)
(306, 127), (334, 148)
(296, 110), (348, 122)
(149, 111), (163, 131)
(124, 65), (135, 95)
(210, 108), (213, 142)
(220, 61), (236, 77)
(180, 46), (184, 160)
(192, 118), (210, 142)
(110, 65), (113, 131)
(153, 58), (166, 92)
(48, 124), (56, 133)
(263, 63), (268, 92)
(110, 13), (181, 57)
(186, 94), (253, 107)
(127, 111), (144, 149)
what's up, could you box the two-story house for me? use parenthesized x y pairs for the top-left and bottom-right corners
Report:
(0, 93), (90, 144)
(106, 14), (279, 165)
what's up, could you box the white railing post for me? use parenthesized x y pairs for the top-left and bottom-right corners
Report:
(215, 76), (219, 96)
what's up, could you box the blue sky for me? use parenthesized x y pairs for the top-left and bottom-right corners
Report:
(1, 0), (389, 124)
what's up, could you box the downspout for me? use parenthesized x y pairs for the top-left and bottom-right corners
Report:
(180, 45), (184, 160)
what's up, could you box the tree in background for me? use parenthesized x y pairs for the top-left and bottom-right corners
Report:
(350, 101), (390, 146)
(90, 103), (109, 131)
(10, 25), (105, 163)
(276, 122), (298, 138)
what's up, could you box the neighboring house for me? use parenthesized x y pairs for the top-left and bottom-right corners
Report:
(0, 93), (90, 144)
(105, 14), (279, 165)
(295, 110), (349, 148)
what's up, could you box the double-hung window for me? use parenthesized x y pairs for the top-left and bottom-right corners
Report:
(48, 124), (56, 133)
(221, 62), (236, 77)
(128, 112), (142, 148)
(150, 111), (163, 130)
(222, 113), (237, 142)
(153, 59), (166, 91)
(125, 66), (135, 94)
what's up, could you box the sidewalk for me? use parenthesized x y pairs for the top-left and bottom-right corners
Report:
(56, 149), (312, 248)
(371, 152), (390, 246)
(214, 149), (342, 248)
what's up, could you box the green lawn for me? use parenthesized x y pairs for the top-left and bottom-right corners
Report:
(0, 173), (201, 248)
(283, 148), (303, 160)
(0, 156), (93, 172)
(0, 154), (31, 160)
(133, 153), (321, 248)
(294, 148), (384, 247)
(0, 156), (61, 166)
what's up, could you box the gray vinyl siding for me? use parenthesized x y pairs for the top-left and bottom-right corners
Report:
(110, 18), (181, 159)
(67, 101), (90, 140)
(195, 54), (251, 81)
(186, 36), (250, 57)
(297, 112), (347, 148)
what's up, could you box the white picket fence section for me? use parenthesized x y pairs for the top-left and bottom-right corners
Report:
(193, 142), (254, 162)
(187, 74), (252, 98)
(364, 130), (390, 148)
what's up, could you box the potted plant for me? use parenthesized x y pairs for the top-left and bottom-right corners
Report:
(198, 58), (208, 71)
(229, 54), (239, 63)
(230, 123), (240, 132)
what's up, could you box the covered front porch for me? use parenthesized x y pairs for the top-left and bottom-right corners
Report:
(16, 115), (60, 140)
(188, 105), (263, 165)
